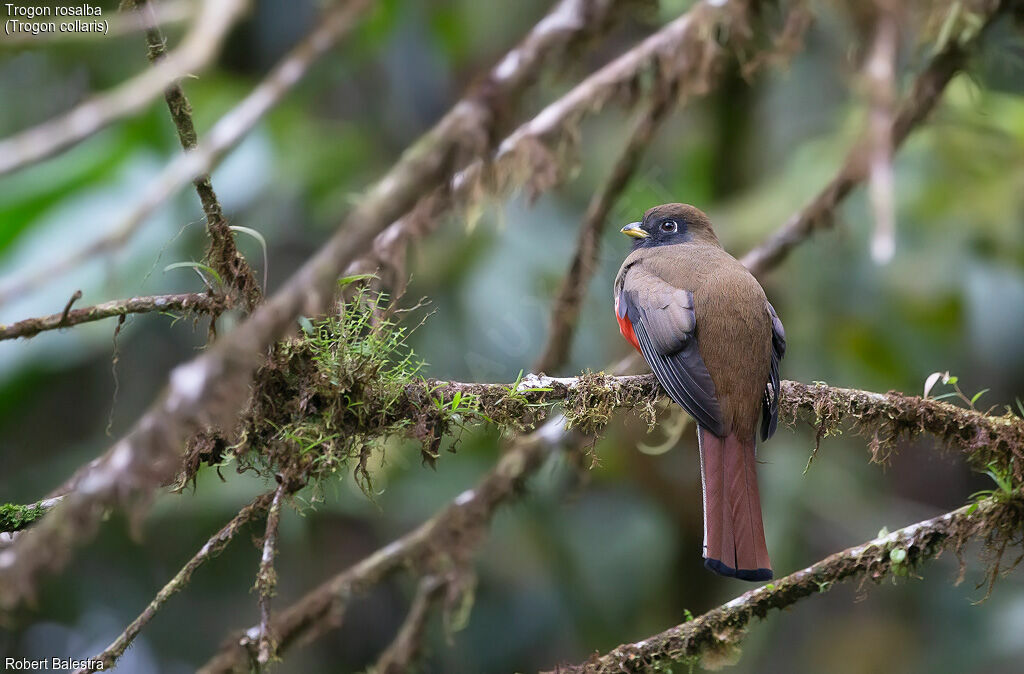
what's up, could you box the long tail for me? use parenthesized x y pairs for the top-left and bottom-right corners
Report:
(698, 427), (772, 581)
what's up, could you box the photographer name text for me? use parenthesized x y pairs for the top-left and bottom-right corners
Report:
(3, 4), (107, 37)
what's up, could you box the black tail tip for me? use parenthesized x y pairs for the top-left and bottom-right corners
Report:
(704, 558), (773, 582)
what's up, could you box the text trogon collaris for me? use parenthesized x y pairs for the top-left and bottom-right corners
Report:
(614, 204), (785, 581)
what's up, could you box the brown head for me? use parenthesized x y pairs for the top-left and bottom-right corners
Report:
(620, 203), (721, 249)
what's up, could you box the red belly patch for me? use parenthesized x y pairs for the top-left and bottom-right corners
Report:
(614, 295), (641, 353)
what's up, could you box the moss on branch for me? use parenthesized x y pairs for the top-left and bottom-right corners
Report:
(547, 495), (1024, 674)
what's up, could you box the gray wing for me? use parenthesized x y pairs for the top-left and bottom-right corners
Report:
(618, 279), (725, 437)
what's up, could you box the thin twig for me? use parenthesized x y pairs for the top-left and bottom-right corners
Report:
(534, 92), (674, 373)
(72, 491), (277, 674)
(0, 292), (227, 341)
(59, 290), (83, 326)
(741, 0), (1004, 276)
(129, 0), (262, 309)
(0, 0), (248, 177)
(255, 483), (286, 666)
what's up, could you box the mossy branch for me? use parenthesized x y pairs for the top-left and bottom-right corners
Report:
(544, 495), (1024, 674)
(0, 292), (228, 341)
(238, 361), (1024, 484)
(0, 496), (64, 535)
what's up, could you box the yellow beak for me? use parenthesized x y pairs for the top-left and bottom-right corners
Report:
(621, 222), (648, 239)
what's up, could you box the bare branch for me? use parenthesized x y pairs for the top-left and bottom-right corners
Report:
(544, 496), (1023, 674)
(534, 92), (673, 373)
(0, 0), (248, 177)
(72, 491), (277, 674)
(0, 0), (371, 307)
(741, 0), (1004, 276)
(0, 292), (227, 341)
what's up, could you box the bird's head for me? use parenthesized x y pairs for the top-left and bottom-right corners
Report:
(620, 203), (721, 249)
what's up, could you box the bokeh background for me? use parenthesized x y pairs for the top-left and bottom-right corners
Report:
(2, 0), (1024, 672)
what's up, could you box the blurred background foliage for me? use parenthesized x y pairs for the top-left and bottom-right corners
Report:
(1, 0), (1024, 672)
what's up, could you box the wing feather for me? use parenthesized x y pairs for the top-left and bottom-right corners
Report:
(620, 286), (725, 437)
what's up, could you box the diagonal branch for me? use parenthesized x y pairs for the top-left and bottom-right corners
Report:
(0, 292), (228, 341)
(72, 490), (277, 674)
(544, 495), (1023, 673)
(0, 0), (248, 177)
(740, 0), (1005, 276)
(255, 483), (286, 665)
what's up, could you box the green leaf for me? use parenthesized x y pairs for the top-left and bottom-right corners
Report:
(970, 388), (990, 406)
(297, 316), (315, 335)
(230, 225), (268, 290)
(163, 261), (222, 287)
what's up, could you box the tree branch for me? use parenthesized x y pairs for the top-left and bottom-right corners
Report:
(255, 483), (286, 665)
(0, 496), (65, 538)
(740, 0), (1005, 276)
(129, 0), (261, 309)
(544, 495), (1024, 673)
(72, 490), (277, 674)
(0, 292), (227, 341)
(0, 0), (248, 177)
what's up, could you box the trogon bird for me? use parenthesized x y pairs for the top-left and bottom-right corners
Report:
(614, 204), (785, 581)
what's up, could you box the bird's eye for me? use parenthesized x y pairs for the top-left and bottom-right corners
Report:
(660, 220), (677, 233)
